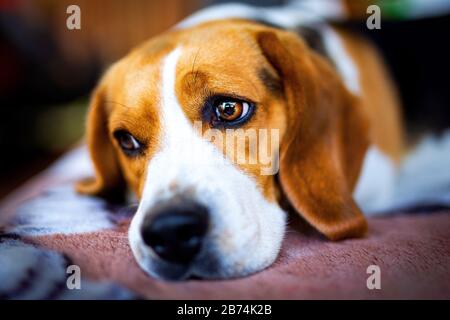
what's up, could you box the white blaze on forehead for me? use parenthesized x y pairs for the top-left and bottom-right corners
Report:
(138, 46), (212, 207)
(160, 47), (187, 144)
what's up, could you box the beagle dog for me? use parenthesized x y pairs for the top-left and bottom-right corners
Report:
(76, 4), (404, 280)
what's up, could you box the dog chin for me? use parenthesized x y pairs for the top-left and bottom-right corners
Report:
(130, 237), (280, 281)
(140, 258), (191, 281)
(136, 257), (276, 282)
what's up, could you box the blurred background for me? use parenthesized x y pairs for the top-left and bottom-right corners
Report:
(0, 0), (449, 199)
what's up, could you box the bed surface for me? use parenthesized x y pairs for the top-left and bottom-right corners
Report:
(1, 147), (449, 299)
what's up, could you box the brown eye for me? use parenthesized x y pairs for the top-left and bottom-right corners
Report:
(113, 130), (142, 156)
(215, 100), (249, 122)
(204, 96), (255, 128)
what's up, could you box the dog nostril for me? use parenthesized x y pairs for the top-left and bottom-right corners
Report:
(141, 203), (209, 265)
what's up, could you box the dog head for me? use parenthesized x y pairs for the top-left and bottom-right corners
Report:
(76, 20), (368, 280)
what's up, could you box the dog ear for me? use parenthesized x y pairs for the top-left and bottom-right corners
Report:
(257, 30), (369, 240)
(75, 85), (125, 199)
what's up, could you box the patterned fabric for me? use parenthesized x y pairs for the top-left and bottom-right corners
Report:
(0, 237), (134, 299)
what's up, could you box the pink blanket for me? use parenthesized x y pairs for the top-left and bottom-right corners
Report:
(1, 148), (449, 299)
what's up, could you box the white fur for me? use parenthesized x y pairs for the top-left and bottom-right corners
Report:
(177, 3), (321, 30)
(391, 131), (450, 209)
(354, 147), (397, 214)
(287, 0), (346, 20)
(319, 25), (360, 94)
(129, 47), (287, 279)
(177, 1), (347, 30)
(355, 131), (450, 214)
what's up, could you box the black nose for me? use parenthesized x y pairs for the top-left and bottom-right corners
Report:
(141, 201), (209, 265)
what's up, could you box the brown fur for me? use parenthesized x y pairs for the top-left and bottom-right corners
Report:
(76, 20), (403, 241)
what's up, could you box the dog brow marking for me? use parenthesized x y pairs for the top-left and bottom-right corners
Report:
(258, 68), (283, 97)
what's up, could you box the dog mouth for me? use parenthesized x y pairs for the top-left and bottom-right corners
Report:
(133, 238), (258, 281)
(131, 233), (226, 281)
(128, 183), (287, 280)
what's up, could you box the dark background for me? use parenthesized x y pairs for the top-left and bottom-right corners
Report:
(0, 0), (449, 199)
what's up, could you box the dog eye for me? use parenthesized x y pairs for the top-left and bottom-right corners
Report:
(113, 130), (143, 156)
(213, 98), (253, 124)
(203, 96), (255, 128)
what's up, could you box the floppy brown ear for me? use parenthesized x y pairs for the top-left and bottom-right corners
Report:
(257, 30), (369, 240)
(75, 86), (125, 199)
